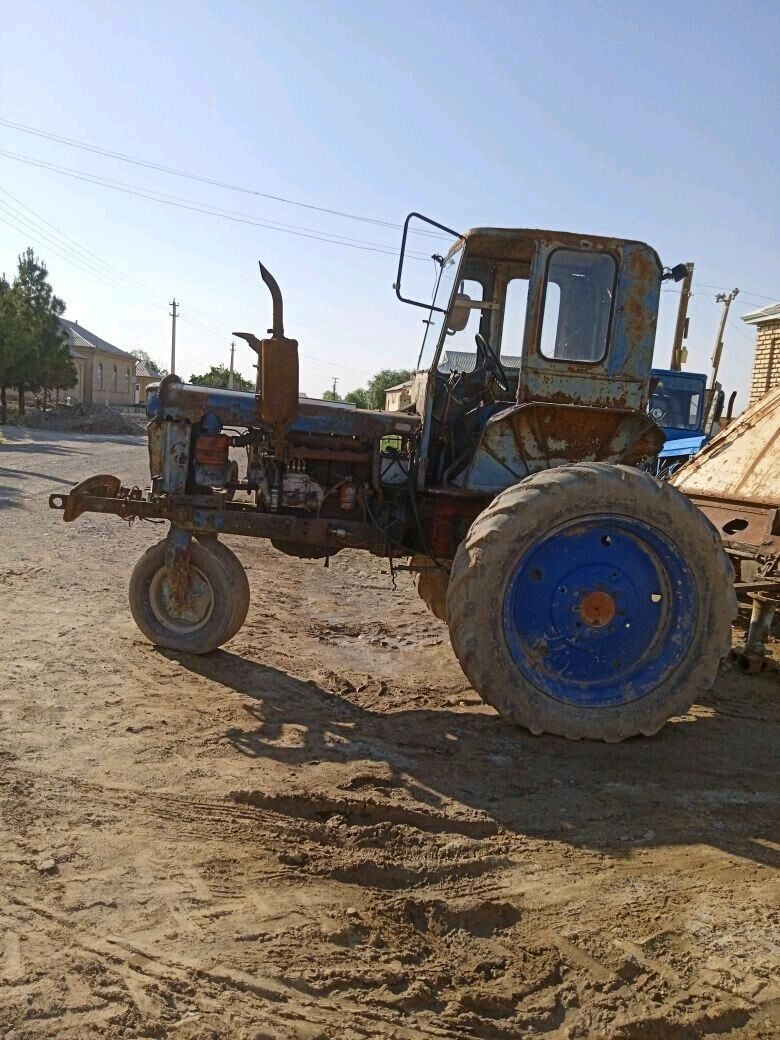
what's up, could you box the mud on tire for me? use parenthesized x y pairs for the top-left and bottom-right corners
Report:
(446, 463), (736, 742)
(410, 554), (450, 622)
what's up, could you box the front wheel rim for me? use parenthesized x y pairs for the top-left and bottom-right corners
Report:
(502, 516), (698, 708)
(148, 565), (215, 634)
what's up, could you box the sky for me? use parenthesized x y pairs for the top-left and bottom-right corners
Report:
(1, 0), (778, 406)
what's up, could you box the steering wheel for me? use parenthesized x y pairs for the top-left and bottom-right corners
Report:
(650, 395), (672, 423)
(474, 333), (509, 392)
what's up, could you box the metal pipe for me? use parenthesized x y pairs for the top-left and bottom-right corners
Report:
(745, 592), (778, 657)
(669, 262), (694, 370)
(259, 261), (284, 338)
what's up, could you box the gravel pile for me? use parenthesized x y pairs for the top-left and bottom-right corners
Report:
(16, 403), (146, 434)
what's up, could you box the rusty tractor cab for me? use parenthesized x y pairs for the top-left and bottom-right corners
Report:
(50, 214), (735, 742)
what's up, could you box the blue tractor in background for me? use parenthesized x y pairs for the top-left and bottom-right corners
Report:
(49, 215), (736, 742)
(648, 368), (713, 478)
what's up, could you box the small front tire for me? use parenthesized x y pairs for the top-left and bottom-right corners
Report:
(129, 538), (249, 653)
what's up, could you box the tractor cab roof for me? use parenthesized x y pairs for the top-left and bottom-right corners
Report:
(449, 227), (660, 267)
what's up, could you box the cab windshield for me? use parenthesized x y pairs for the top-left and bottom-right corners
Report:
(415, 246), (463, 369)
(649, 374), (705, 432)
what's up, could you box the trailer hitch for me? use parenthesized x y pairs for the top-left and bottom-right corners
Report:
(50, 473), (122, 521)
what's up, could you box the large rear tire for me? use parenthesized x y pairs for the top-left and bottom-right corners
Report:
(129, 537), (250, 654)
(447, 463), (736, 741)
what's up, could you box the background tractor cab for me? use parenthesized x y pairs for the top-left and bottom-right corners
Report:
(396, 215), (668, 491)
(648, 368), (711, 477)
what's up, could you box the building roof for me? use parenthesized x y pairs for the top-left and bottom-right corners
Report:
(741, 303), (780, 325)
(439, 350), (522, 374)
(59, 318), (136, 360)
(70, 332), (94, 350)
(385, 381), (413, 393)
(136, 361), (163, 379)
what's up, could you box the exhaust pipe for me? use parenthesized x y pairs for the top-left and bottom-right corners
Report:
(233, 261), (299, 456)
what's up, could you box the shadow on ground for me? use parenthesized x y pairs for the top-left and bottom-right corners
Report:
(174, 649), (780, 869)
(0, 432), (143, 452)
(0, 441), (88, 456)
(0, 482), (24, 508)
(0, 466), (75, 486)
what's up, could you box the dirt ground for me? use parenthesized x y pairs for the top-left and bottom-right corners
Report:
(0, 428), (778, 1040)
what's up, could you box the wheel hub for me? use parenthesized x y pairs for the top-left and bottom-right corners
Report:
(502, 516), (698, 707)
(579, 589), (616, 628)
(149, 566), (214, 633)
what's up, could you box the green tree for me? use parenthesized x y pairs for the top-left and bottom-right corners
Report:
(365, 368), (414, 410)
(131, 349), (168, 377)
(322, 370), (414, 410)
(36, 317), (76, 407)
(344, 387), (369, 408)
(0, 275), (28, 424)
(8, 249), (73, 413)
(189, 363), (254, 392)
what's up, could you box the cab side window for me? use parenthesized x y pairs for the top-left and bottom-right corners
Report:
(540, 250), (616, 363)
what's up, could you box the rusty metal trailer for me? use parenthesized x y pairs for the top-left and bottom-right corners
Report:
(672, 385), (780, 671)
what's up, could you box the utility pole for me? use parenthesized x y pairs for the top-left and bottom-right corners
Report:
(331, 377), (339, 398)
(705, 288), (739, 428)
(169, 298), (178, 375)
(228, 340), (235, 390)
(709, 288), (739, 390)
(669, 262), (694, 370)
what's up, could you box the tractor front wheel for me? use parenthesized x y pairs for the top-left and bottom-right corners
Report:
(129, 537), (249, 653)
(447, 463), (735, 741)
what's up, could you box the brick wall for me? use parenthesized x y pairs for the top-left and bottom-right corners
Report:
(750, 319), (780, 405)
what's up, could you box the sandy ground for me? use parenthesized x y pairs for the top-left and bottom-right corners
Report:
(0, 428), (778, 1040)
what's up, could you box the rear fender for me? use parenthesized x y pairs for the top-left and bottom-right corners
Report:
(456, 403), (664, 493)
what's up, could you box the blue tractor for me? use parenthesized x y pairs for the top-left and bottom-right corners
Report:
(648, 368), (713, 478)
(50, 215), (736, 741)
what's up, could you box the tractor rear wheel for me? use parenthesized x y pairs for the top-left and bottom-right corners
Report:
(410, 555), (450, 622)
(446, 463), (735, 741)
(129, 537), (249, 654)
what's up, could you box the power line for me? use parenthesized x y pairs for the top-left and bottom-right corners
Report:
(696, 276), (778, 303)
(2, 119), (774, 305)
(663, 282), (778, 306)
(690, 296), (752, 372)
(0, 184), (763, 387)
(0, 199), (159, 306)
(0, 192), (376, 378)
(0, 186), (158, 297)
(0, 116), (452, 240)
(0, 148), (439, 261)
(726, 316), (757, 342)
(0, 185), (243, 343)
(697, 282), (776, 304)
(0, 198), (233, 350)
(0, 208), (164, 311)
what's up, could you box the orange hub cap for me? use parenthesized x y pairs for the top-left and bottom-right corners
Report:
(579, 590), (617, 628)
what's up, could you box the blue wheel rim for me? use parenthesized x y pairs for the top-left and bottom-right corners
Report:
(502, 516), (698, 708)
